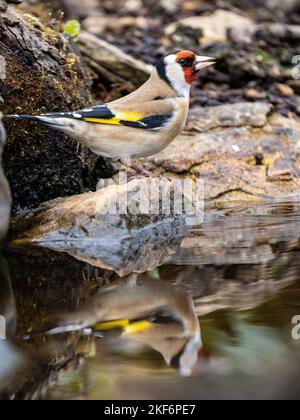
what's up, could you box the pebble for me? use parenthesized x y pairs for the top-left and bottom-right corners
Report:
(0, 0), (7, 12)
(245, 89), (268, 100)
(275, 84), (295, 97)
(0, 0), (23, 12)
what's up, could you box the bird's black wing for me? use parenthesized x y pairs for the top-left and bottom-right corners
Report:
(45, 105), (173, 130)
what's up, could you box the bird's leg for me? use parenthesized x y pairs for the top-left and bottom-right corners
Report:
(129, 162), (157, 178)
(125, 273), (138, 286)
(119, 158), (135, 175)
(119, 158), (156, 178)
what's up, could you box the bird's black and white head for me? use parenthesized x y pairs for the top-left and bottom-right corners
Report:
(156, 50), (215, 98)
(169, 330), (203, 377)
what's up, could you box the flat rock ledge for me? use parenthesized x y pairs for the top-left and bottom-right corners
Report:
(138, 102), (300, 202)
(10, 178), (189, 276)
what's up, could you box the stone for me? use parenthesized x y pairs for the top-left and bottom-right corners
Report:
(138, 103), (300, 202)
(0, 1), (7, 12)
(11, 179), (189, 276)
(161, 0), (182, 13)
(56, 0), (100, 19)
(82, 16), (136, 35)
(245, 89), (268, 100)
(82, 15), (158, 36)
(0, 0), (20, 12)
(257, 23), (300, 41)
(265, 0), (300, 12)
(166, 10), (256, 45)
(77, 31), (152, 85)
(186, 102), (272, 132)
(275, 84), (295, 98)
(229, 26), (256, 45)
(125, 0), (143, 13)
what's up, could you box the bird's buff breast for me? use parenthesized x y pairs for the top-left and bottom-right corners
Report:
(77, 117), (186, 160)
(75, 100), (189, 160)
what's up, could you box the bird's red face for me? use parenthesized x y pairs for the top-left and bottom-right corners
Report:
(176, 51), (215, 85)
(156, 50), (215, 97)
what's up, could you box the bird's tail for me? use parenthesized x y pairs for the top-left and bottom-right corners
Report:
(4, 114), (65, 127)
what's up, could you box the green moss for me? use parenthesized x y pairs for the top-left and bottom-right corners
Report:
(23, 13), (59, 42)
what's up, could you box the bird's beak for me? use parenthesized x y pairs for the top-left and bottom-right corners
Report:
(195, 56), (216, 71)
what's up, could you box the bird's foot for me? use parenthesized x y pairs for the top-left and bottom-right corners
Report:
(119, 159), (172, 181)
(119, 160), (155, 178)
(129, 163), (157, 178)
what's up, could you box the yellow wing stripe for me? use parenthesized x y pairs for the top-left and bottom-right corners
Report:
(94, 319), (130, 330)
(124, 321), (152, 335)
(84, 111), (144, 126)
(93, 319), (152, 334)
(84, 117), (121, 125)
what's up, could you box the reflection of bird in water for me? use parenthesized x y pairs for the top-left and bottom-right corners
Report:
(49, 279), (202, 377)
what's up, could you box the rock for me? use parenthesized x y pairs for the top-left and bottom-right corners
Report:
(288, 80), (300, 95)
(229, 26), (256, 45)
(82, 15), (159, 36)
(0, 117), (11, 240)
(11, 179), (189, 276)
(167, 23), (203, 51)
(245, 89), (268, 100)
(269, 113), (300, 131)
(0, 8), (103, 213)
(186, 102), (272, 132)
(138, 103), (300, 202)
(275, 84), (295, 98)
(166, 10), (256, 45)
(265, 0), (300, 12)
(77, 31), (152, 85)
(267, 156), (298, 181)
(0, 1), (7, 12)
(124, 0), (143, 13)
(55, 0), (100, 19)
(82, 16), (136, 35)
(0, 0), (20, 12)
(257, 23), (300, 41)
(161, 0), (181, 13)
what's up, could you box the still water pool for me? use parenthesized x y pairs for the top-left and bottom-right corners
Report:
(1, 202), (300, 400)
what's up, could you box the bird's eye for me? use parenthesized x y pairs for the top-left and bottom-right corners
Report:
(178, 58), (188, 66)
(178, 57), (194, 67)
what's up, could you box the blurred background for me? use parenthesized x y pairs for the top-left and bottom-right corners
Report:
(18, 0), (300, 114)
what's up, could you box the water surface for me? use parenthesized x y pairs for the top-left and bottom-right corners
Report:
(1, 202), (300, 400)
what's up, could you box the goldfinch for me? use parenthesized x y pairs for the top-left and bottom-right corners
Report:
(7, 51), (215, 174)
(42, 278), (202, 376)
